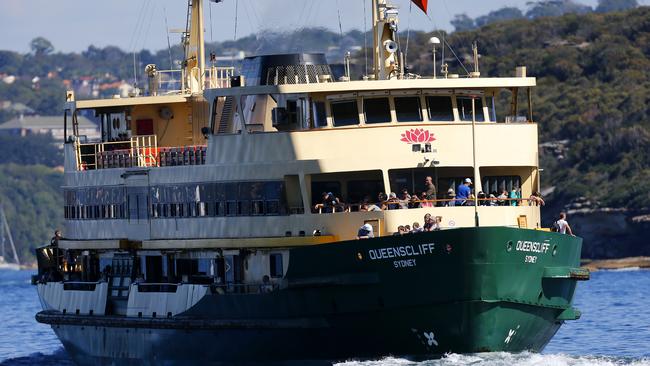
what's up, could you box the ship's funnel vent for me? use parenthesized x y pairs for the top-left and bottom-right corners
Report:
(241, 53), (333, 86)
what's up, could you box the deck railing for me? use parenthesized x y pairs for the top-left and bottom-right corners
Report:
(150, 66), (235, 95)
(76, 135), (208, 171)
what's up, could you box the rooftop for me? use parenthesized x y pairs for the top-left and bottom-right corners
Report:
(0, 115), (97, 130)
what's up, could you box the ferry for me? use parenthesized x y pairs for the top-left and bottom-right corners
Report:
(34, 0), (588, 364)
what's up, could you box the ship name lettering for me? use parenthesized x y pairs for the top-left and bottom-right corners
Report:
(368, 243), (435, 261)
(515, 240), (550, 254)
(394, 259), (417, 268)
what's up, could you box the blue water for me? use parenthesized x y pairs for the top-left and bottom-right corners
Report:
(1, 269), (649, 365)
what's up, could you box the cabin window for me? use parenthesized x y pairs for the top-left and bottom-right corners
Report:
(312, 101), (327, 128)
(363, 97), (391, 124)
(482, 176), (521, 196)
(270, 253), (283, 278)
(426, 96), (454, 121)
(331, 100), (359, 126)
(347, 180), (385, 206)
(395, 97), (423, 122)
(457, 97), (485, 122)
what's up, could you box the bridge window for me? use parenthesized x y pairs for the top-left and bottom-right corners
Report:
(426, 96), (454, 121)
(395, 96), (423, 122)
(363, 97), (391, 124)
(457, 97), (484, 122)
(331, 100), (359, 126)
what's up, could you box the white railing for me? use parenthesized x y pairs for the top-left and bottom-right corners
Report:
(76, 135), (158, 171)
(149, 67), (235, 95)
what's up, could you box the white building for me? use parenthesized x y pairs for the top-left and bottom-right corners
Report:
(0, 115), (100, 143)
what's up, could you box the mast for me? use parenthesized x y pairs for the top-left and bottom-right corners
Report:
(0, 205), (20, 266)
(371, 0), (400, 80)
(185, 0), (207, 93)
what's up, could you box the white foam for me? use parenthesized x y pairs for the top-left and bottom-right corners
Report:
(334, 353), (650, 366)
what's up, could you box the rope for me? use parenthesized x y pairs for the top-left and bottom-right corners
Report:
(336, 0), (344, 40)
(163, 6), (173, 69)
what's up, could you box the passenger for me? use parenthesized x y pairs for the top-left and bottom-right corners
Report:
(456, 178), (472, 206)
(465, 193), (476, 206)
(404, 224), (411, 233)
(509, 187), (521, 206)
(386, 192), (401, 210)
(393, 225), (406, 236)
(446, 188), (456, 207)
(423, 214), (435, 231)
(412, 222), (424, 233)
(433, 216), (443, 231)
(261, 275), (273, 293)
(477, 191), (487, 206)
(420, 192), (433, 208)
(378, 192), (389, 210)
(366, 202), (382, 212)
(488, 193), (498, 206)
(356, 223), (374, 239)
(497, 189), (508, 206)
(359, 204), (369, 212)
(409, 194), (422, 209)
(50, 229), (62, 248)
(553, 212), (575, 236)
(529, 191), (545, 206)
(399, 189), (411, 209)
(424, 176), (437, 206)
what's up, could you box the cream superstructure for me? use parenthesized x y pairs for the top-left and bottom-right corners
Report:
(59, 0), (542, 253)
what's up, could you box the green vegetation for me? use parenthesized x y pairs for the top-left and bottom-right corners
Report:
(0, 163), (63, 262)
(426, 7), (650, 210)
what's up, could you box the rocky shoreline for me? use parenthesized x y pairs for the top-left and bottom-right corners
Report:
(581, 257), (650, 271)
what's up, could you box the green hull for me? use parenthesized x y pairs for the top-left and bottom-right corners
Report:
(38, 227), (587, 364)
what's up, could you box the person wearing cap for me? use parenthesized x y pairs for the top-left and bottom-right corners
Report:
(357, 223), (374, 239)
(456, 178), (472, 206)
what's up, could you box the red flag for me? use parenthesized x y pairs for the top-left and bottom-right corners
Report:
(411, 0), (428, 14)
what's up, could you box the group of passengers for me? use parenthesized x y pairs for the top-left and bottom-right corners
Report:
(356, 213), (443, 239)
(315, 176), (545, 213)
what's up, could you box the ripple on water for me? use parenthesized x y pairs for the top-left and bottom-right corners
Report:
(2, 269), (650, 365)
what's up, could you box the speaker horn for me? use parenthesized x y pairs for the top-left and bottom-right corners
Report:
(383, 40), (398, 54)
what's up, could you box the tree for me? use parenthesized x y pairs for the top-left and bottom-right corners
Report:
(29, 37), (54, 56)
(595, 0), (638, 13)
(526, 0), (592, 19)
(451, 14), (476, 32)
(475, 7), (525, 27)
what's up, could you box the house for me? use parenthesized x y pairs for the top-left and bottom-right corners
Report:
(0, 115), (99, 142)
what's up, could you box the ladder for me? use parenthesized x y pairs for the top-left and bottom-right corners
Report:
(217, 96), (234, 134)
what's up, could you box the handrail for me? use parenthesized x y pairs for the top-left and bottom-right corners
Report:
(313, 197), (539, 214)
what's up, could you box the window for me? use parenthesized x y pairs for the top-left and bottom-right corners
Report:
(457, 97), (485, 122)
(312, 101), (327, 128)
(395, 97), (423, 122)
(482, 176), (521, 195)
(331, 100), (359, 126)
(270, 253), (283, 278)
(363, 98), (391, 124)
(426, 96), (454, 121)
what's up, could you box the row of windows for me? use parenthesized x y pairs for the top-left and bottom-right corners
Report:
(64, 181), (288, 220)
(325, 95), (495, 127)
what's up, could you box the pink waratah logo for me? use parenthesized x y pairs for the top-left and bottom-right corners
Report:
(400, 128), (436, 144)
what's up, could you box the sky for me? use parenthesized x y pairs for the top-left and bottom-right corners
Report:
(0, 0), (644, 54)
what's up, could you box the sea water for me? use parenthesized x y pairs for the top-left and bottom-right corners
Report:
(1, 269), (649, 366)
